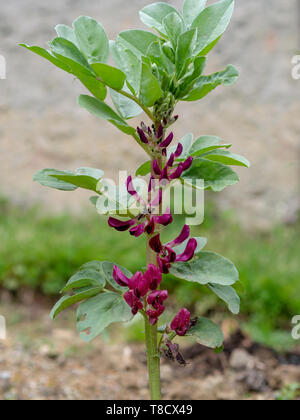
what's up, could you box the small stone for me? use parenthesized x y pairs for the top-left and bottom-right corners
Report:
(230, 349), (255, 370)
(0, 371), (12, 392)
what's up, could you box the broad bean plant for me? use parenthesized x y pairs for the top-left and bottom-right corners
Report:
(22, 0), (249, 400)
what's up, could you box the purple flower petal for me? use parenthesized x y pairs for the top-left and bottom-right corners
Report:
(170, 308), (191, 336)
(175, 238), (197, 262)
(169, 163), (184, 180)
(145, 218), (155, 235)
(167, 225), (190, 247)
(152, 159), (162, 176)
(124, 290), (143, 315)
(167, 153), (175, 167)
(137, 127), (149, 144)
(182, 156), (193, 171)
(129, 223), (145, 237)
(159, 132), (174, 148)
(113, 265), (130, 287)
(175, 143), (183, 158)
(154, 208), (173, 226)
(147, 290), (168, 306)
(143, 264), (162, 290)
(108, 217), (136, 232)
(149, 234), (163, 253)
(156, 124), (163, 139)
(126, 176), (137, 196)
(160, 166), (169, 180)
(128, 271), (149, 298)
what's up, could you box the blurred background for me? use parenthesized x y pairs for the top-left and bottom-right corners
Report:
(0, 0), (299, 400)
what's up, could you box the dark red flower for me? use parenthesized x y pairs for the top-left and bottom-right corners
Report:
(152, 148), (193, 182)
(147, 290), (168, 325)
(143, 264), (162, 290)
(108, 217), (136, 232)
(149, 225), (197, 273)
(124, 291), (143, 315)
(127, 271), (150, 298)
(170, 308), (192, 336)
(137, 127), (149, 144)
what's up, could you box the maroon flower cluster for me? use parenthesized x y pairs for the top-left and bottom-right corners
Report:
(108, 129), (192, 239)
(149, 225), (197, 274)
(109, 126), (197, 326)
(152, 152), (193, 183)
(113, 264), (168, 324)
(108, 175), (172, 237)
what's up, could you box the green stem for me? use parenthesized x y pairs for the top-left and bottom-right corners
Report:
(118, 88), (155, 122)
(144, 313), (162, 400)
(145, 170), (162, 400)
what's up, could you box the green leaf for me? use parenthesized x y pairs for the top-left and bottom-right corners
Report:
(163, 12), (184, 49)
(170, 251), (239, 286)
(55, 24), (78, 46)
(176, 29), (197, 78)
(50, 167), (104, 192)
(183, 65), (239, 101)
(140, 63), (163, 107)
(173, 237), (207, 255)
(62, 268), (106, 293)
(202, 150), (250, 168)
(101, 261), (132, 293)
(176, 56), (206, 98)
(20, 44), (71, 73)
(162, 42), (175, 63)
(91, 63), (126, 90)
(183, 0), (207, 26)
(147, 41), (175, 75)
(192, 0), (235, 55)
(136, 161), (151, 177)
(50, 287), (103, 320)
(189, 135), (227, 156)
(77, 292), (133, 342)
(118, 30), (159, 58)
(73, 16), (109, 64)
(187, 317), (224, 348)
(23, 41), (106, 100)
(33, 169), (77, 191)
(182, 158), (239, 192)
(110, 41), (141, 94)
(110, 88), (142, 120)
(139, 2), (181, 36)
(208, 283), (240, 314)
(76, 73), (107, 101)
(78, 95), (136, 135)
(49, 37), (93, 77)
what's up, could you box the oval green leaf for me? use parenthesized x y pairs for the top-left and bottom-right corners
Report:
(187, 316), (224, 348)
(73, 16), (109, 64)
(181, 158), (239, 192)
(78, 95), (136, 135)
(208, 283), (240, 314)
(170, 251), (239, 286)
(77, 292), (133, 342)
